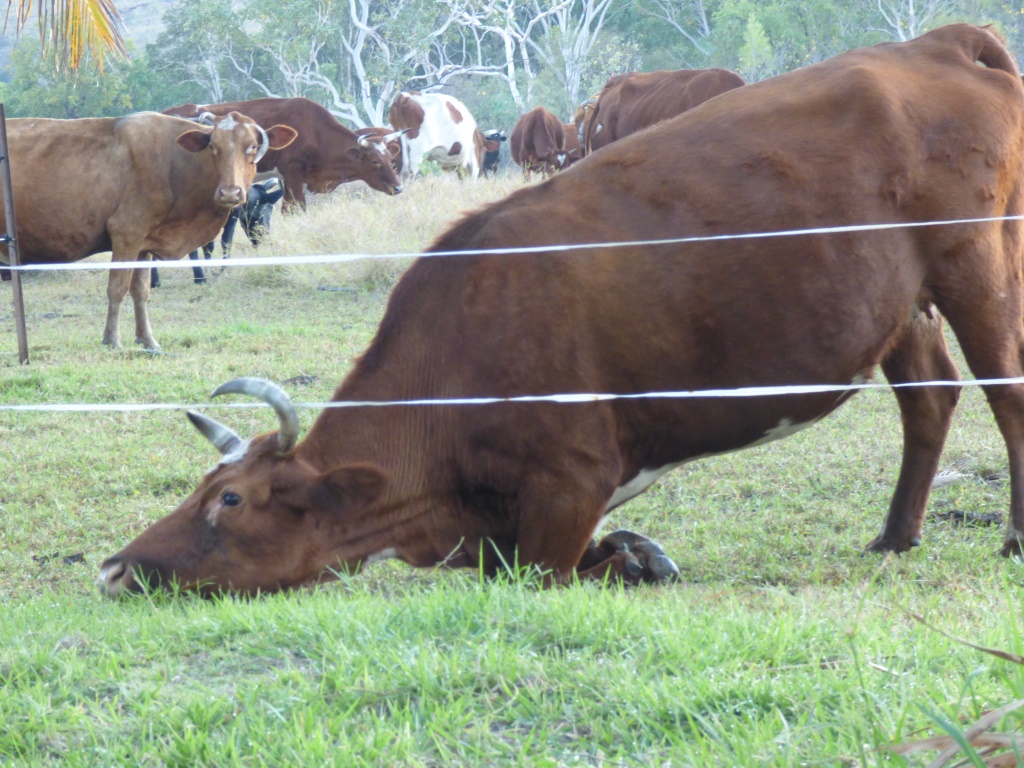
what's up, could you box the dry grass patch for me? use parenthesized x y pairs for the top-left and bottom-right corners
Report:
(217, 173), (531, 293)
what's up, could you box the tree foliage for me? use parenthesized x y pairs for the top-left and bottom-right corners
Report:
(2, 0), (1021, 126)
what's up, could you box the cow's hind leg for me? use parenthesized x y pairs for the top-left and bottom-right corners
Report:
(867, 308), (960, 553)
(932, 246), (1024, 556)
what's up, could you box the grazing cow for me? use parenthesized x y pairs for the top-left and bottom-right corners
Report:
(479, 129), (507, 176)
(389, 92), (486, 178)
(510, 106), (569, 176)
(100, 25), (1024, 598)
(151, 178), (285, 287)
(0, 112), (296, 349)
(585, 68), (744, 154)
(164, 98), (403, 211)
(354, 127), (404, 174)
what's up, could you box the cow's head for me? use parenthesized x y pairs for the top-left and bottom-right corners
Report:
(175, 112), (298, 207)
(240, 179), (285, 244)
(98, 378), (388, 597)
(343, 131), (404, 195)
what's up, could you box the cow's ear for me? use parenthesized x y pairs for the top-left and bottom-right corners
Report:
(345, 146), (364, 160)
(176, 130), (212, 153)
(265, 124), (298, 151)
(308, 464), (386, 514)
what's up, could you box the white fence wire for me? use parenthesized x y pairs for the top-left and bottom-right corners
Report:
(3, 213), (1024, 414)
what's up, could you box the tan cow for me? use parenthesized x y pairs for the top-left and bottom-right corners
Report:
(165, 98), (403, 211)
(0, 112), (296, 350)
(101, 25), (1024, 596)
(585, 68), (744, 154)
(573, 94), (600, 156)
(562, 123), (583, 168)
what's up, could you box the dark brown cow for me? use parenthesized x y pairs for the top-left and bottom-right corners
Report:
(510, 106), (569, 176)
(354, 126), (404, 174)
(585, 67), (744, 154)
(0, 112), (296, 349)
(164, 98), (403, 211)
(101, 25), (1024, 598)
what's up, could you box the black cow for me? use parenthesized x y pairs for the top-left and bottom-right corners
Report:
(151, 179), (284, 287)
(481, 130), (507, 176)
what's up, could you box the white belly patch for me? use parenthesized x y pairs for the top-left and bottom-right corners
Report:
(603, 417), (816, 513)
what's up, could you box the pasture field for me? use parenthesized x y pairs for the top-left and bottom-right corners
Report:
(3, 175), (1024, 766)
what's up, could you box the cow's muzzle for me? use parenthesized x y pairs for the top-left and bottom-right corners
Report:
(98, 556), (133, 598)
(216, 186), (245, 206)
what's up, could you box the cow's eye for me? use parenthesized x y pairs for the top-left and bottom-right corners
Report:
(221, 491), (241, 507)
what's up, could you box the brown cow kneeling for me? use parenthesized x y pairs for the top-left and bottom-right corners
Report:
(101, 25), (1024, 596)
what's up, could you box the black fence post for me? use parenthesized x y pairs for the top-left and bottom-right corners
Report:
(0, 104), (28, 364)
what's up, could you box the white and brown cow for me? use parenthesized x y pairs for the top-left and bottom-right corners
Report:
(101, 25), (1024, 597)
(0, 112), (296, 349)
(389, 92), (488, 179)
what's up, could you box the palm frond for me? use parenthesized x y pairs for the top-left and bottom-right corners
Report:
(5, 0), (127, 71)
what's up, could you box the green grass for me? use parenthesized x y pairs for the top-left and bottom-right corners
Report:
(3, 175), (1024, 765)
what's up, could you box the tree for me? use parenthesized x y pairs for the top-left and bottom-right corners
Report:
(872, 0), (959, 41)
(6, 0), (126, 70)
(529, 0), (619, 110)
(148, 0), (263, 107)
(0, 39), (132, 116)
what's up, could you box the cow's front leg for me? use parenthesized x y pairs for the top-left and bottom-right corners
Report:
(515, 472), (679, 586)
(576, 529), (680, 585)
(128, 259), (160, 350)
(102, 265), (132, 349)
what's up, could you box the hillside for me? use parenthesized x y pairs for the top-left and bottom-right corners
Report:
(117, 0), (174, 48)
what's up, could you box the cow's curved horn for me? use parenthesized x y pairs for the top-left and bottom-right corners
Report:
(187, 410), (243, 456)
(253, 125), (270, 163)
(357, 133), (372, 148)
(197, 111), (216, 126)
(382, 129), (406, 143)
(212, 377), (299, 453)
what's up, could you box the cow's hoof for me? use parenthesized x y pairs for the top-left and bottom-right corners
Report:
(865, 534), (920, 554)
(1000, 538), (1024, 559)
(597, 529), (680, 584)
